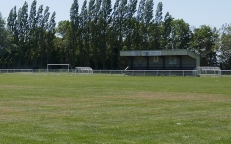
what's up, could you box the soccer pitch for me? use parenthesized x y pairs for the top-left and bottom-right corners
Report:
(0, 74), (231, 143)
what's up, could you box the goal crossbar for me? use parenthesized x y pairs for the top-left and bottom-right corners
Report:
(47, 64), (70, 74)
(75, 67), (93, 74)
(196, 66), (221, 76)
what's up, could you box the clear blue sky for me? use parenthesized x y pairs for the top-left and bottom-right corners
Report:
(1, 0), (231, 28)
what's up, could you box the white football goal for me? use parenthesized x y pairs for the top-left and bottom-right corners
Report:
(196, 66), (221, 77)
(47, 64), (71, 75)
(75, 67), (93, 74)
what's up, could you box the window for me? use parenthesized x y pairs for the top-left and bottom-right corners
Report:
(153, 57), (158, 62)
(169, 57), (176, 64)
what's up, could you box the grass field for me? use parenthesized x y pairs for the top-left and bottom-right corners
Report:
(0, 74), (231, 144)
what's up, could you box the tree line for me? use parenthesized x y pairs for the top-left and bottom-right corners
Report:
(0, 0), (231, 69)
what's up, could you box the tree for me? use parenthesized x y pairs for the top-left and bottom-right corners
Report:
(191, 25), (218, 66)
(150, 2), (162, 50)
(7, 7), (18, 67)
(70, 0), (79, 67)
(124, 0), (137, 50)
(154, 2), (163, 24)
(14, 2), (29, 67)
(142, 0), (154, 50)
(56, 20), (70, 39)
(46, 11), (56, 64)
(0, 12), (11, 53)
(112, 0), (128, 68)
(135, 0), (146, 50)
(217, 24), (231, 69)
(7, 6), (18, 43)
(28, 0), (38, 66)
(162, 12), (173, 49)
(170, 19), (192, 50)
(98, 0), (112, 69)
(28, 0), (37, 30)
(79, 0), (88, 66)
(6, 1), (56, 68)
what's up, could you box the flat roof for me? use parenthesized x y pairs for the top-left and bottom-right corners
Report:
(120, 49), (200, 67)
(120, 49), (198, 57)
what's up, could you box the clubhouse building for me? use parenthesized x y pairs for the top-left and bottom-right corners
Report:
(120, 49), (200, 70)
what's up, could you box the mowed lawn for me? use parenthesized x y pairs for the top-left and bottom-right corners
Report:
(0, 74), (231, 144)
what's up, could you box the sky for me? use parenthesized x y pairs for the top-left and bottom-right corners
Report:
(1, 0), (231, 29)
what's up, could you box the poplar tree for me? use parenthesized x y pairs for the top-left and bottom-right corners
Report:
(151, 2), (162, 50)
(79, 0), (88, 66)
(112, 0), (128, 68)
(28, 0), (37, 66)
(0, 12), (11, 54)
(7, 6), (18, 54)
(0, 12), (11, 67)
(143, 0), (153, 49)
(70, 0), (79, 66)
(20, 2), (29, 43)
(6, 1), (56, 68)
(28, 0), (37, 30)
(162, 12), (173, 49)
(47, 11), (56, 64)
(97, 0), (112, 69)
(154, 2), (163, 24)
(91, 0), (102, 68)
(125, 0), (137, 50)
(136, 0), (146, 50)
(7, 6), (18, 38)
(38, 6), (50, 65)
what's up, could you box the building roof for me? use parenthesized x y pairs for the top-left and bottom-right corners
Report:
(120, 49), (200, 67)
(120, 49), (198, 56)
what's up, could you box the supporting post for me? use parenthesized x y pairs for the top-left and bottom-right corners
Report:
(162, 57), (165, 70)
(131, 57), (134, 70)
(178, 56), (182, 70)
(146, 57), (149, 70)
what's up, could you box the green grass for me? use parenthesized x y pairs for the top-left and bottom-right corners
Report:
(0, 74), (231, 144)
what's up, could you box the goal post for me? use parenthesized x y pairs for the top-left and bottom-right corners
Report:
(196, 66), (221, 77)
(75, 67), (93, 74)
(47, 64), (70, 75)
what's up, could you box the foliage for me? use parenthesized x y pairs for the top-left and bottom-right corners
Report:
(218, 24), (231, 69)
(170, 19), (192, 50)
(191, 25), (218, 66)
(1, 0), (230, 69)
(2, 0), (56, 68)
(0, 12), (12, 66)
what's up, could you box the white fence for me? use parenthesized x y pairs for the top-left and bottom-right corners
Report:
(1, 69), (231, 77)
(94, 70), (199, 77)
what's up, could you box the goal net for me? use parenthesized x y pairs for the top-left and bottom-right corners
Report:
(75, 67), (93, 74)
(196, 66), (221, 77)
(47, 64), (70, 75)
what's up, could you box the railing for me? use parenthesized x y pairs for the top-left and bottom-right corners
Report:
(93, 70), (200, 77)
(1, 69), (231, 77)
